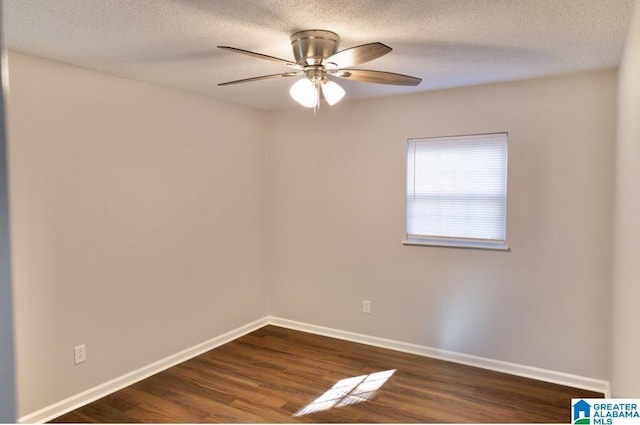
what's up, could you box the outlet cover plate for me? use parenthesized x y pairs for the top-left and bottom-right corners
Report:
(74, 344), (87, 365)
(362, 300), (371, 314)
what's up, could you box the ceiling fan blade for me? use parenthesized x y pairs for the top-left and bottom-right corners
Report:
(217, 46), (300, 68)
(331, 69), (422, 86)
(324, 42), (392, 68)
(218, 72), (302, 86)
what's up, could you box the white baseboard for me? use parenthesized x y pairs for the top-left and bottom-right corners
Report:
(19, 317), (269, 424)
(21, 315), (610, 423)
(268, 316), (611, 397)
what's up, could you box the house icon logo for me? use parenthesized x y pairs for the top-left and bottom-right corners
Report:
(573, 399), (591, 424)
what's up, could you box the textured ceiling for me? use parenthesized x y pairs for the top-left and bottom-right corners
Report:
(2, 0), (635, 110)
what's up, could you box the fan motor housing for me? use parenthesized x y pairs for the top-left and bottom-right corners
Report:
(290, 30), (340, 66)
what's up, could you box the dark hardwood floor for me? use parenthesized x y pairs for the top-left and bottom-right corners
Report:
(51, 325), (601, 423)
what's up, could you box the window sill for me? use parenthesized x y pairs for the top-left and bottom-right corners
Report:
(402, 238), (510, 251)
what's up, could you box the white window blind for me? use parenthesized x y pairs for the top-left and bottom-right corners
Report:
(405, 132), (508, 250)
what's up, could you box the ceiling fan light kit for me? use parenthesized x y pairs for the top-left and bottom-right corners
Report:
(289, 78), (318, 108)
(218, 29), (422, 110)
(321, 80), (346, 105)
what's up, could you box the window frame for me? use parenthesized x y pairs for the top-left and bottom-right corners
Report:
(403, 132), (510, 251)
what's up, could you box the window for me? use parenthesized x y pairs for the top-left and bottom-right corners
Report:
(404, 132), (509, 250)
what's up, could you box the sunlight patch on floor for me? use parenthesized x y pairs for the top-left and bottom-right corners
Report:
(293, 369), (396, 417)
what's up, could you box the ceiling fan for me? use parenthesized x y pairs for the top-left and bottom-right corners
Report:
(218, 30), (422, 108)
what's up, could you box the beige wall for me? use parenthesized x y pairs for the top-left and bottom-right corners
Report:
(7, 52), (269, 416)
(268, 70), (617, 380)
(611, 0), (640, 397)
(0, 15), (17, 422)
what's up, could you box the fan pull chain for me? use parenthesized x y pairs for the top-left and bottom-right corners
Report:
(314, 82), (320, 115)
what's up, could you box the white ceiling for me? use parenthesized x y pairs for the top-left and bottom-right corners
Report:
(2, 0), (635, 110)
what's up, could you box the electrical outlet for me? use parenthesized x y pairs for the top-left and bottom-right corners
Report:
(362, 300), (371, 314)
(74, 344), (87, 365)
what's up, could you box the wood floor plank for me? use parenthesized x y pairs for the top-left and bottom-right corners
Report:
(50, 325), (602, 423)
